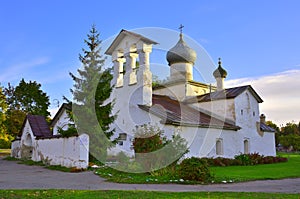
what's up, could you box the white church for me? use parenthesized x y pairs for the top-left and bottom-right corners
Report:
(103, 29), (276, 159)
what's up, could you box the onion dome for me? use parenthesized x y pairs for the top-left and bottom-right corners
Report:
(213, 58), (227, 78)
(166, 33), (197, 65)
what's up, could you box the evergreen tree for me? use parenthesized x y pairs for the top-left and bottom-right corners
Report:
(68, 25), (115, 162)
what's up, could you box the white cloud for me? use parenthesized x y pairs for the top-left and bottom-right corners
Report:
(225, 70), (300, 126)
(49, 107), (59, 119)
(0, 57), (49, 83)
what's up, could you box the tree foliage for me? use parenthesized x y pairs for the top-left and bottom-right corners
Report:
(133, 124), (188, 172)
(11, 79), (50, 116)
(67, 25), (115, 162)
(2, 80), (50, 138)
(267, 120), (300, 151)
(0, 86), (13, 148)
(281, 122), (299, 135)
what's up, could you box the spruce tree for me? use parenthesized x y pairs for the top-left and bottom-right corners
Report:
(69, 25), (115, 162)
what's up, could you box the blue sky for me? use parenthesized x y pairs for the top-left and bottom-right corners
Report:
(1, 0), (300, 125)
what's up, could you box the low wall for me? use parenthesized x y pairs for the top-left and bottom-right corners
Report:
(11, 140), (21, 158)
(32, 134), (89, 169)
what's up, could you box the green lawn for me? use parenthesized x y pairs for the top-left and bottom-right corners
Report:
(212, 153), (300, 182)
(92, 153), (300, 184)
(0, 149), (10, 157)
(0, 149), (10, 153)
(0, 190), (298, 199)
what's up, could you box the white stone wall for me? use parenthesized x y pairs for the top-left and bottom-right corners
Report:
(159, 124), (243, 159)
(31, 134), (89, 169)
(11, 140), (21, 158)
(234, 90), (276, 156)
(192, 98), (236, 121)
(108, 107), (163, 157)
(186, 83), (211, 96)
(153, 83), (186, 101)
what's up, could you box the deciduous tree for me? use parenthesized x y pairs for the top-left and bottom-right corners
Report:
(0, 86), (13, 148)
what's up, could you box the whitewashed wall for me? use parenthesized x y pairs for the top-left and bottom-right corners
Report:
(32, 134), (89, 169)
(52, 109), (70, 135)
(234, 90), (276, 156)
(11, 140), (21, 158)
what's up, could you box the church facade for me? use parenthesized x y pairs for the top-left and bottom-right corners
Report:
(105, 29), (276, 158)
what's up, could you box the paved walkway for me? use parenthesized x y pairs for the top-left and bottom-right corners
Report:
(0, 157), (299, 193)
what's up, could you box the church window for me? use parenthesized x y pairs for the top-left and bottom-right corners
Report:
(241, 109), (243, 115)
(244, 139), (249, 154)
(118, 133), (127, 141)
(216, 139), (223, 155)
(253, 111), (255, 116)
(246, 93), (250, 113)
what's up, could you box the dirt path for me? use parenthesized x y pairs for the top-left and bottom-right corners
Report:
(0, 157), (299, 193)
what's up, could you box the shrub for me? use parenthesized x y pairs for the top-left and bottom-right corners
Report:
(178, 157), (213, 182)
(0, 139), (11, 149)
(133, 124), (188, 171)
(115, 151), (130, 163)
(234, 153), (252, 165)
(248, 152), (264, 165)
(57, 126), (78, 138)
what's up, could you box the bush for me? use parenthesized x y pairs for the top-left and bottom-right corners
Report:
(0, 139), (11, 149)
(178, 157), (212, 182)
(248, 152), (264, 165)
(57, 126), (78, 138)
(234, 153), (253, 165)
(132, 124), (188, 171)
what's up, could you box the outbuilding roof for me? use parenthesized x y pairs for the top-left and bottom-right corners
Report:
(20, 114), (52, 138)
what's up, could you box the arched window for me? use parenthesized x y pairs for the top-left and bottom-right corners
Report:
(244, 139), (249, 154)
(246, 93), (250, 113)
(216, 139), (223, 155)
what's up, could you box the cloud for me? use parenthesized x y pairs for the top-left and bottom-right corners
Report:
(49, 107), (59, 119)
(0, 57), (49, 83)
(225, 70), (300, 126)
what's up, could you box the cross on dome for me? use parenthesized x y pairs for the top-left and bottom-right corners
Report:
(179, 24), (184, 34)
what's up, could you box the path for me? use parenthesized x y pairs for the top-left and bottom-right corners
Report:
(0, 157), (299, 193)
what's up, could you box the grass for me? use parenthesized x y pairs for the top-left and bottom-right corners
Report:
(212, 153), (300, 183)
(92, 153), (300, 184)
(0, 190), (298, 199)
(0, 149), (10, 157)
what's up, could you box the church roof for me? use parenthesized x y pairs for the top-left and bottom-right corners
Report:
(50, 103), (71, 128)
(20, 115), (52, 138)
(184, 85), (263, 103)
(260, 122), (275, 132)
(139, 94), (240, 130)
(213, 58), (227, 78)
(105, 29), (158, 55)
(166, 33), (197, 65)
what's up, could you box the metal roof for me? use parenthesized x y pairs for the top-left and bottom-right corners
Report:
(50, 103), (71, 128)
(139, 94), (240, 130)
(184, 85), (263, 104)
(20, 115), (52, 138)
(260, 122), (275, 132)
(105, 29), (158, 55)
